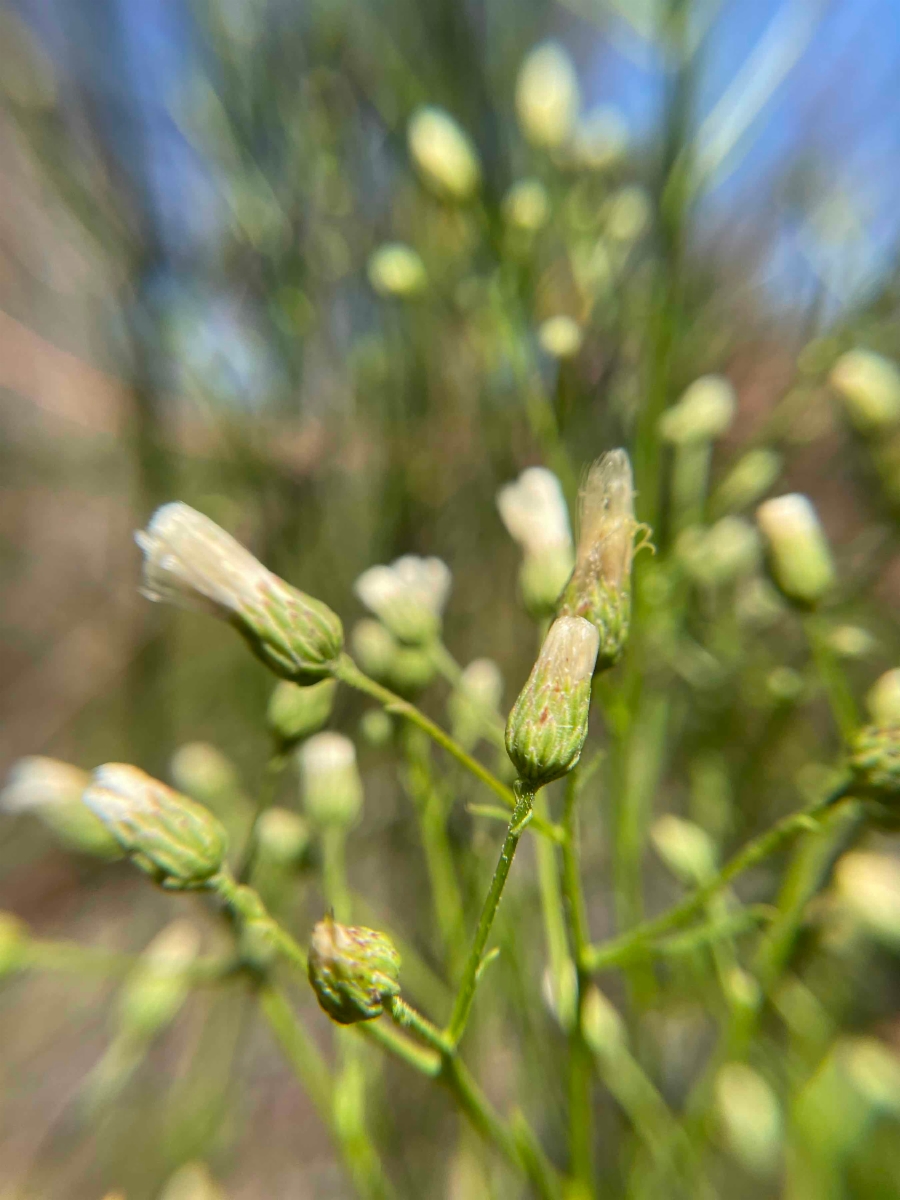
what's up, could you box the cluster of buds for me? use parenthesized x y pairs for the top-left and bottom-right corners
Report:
(307, 914), (401, 1025)
(515, 41), (580, 150)
(1, 756), (121, 859)
(558, 450), (640, 669)
(505, 616), (599, 788)
(136, 503), (344, 682)
(299, 733), (363, 829)
(497, 466), (574, 618)
(83, 764), (228, 889)
(756, 494), (835, 608)
(267, 677), (337, 748)
(354, 555), (451, 646)
(407, 106), (481, 201)
(351, 619), (436, 696)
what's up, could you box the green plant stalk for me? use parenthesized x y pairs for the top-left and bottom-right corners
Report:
(802, 613), (860, 744)
(322, 824), (353, 924)
(534, 794), (571, 1009)
(582, 782), (851, 972)
(237, 747), (290, 883)
(446, 782), (535, 1047)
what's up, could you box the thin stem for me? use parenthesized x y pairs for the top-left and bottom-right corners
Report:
(322, 824), (352, 923)
(446, 781), (535, 1047)
(361, 1019), (442, 1077)
(803, 613), (860, 744)
(237, 748), (289, 883)
(388, 996), (454, 1056)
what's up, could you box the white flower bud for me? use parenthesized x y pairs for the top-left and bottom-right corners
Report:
(502, 179), (550, 231)
(170, 742), (240, 808)
(538, 315), (582, 359)
(497, 467), (574, 617)
(867, 669), (900, 725)
(267, 678), (337, 747)
(515, 42), (580, 149)
(756, 493), (835, 607)
(1, 756), (120, 859)
(448, 658), (503, 750)
(830, 349), (900, 433)
(300, 733), (363, 828)
(367, 243), (427, 297)
(714, 1063), (782, 1176)
(256, 806), (310, 867)
(572, 107), (628, 171)
(659, 376), (736, 445)
(136, 503), (343, 681)
(827, 624), (875, 659)
(407, 106), (481, 201)
(650, 815), (716, 884)
(350, 620), (436, 695)
(354, 555), (451, 645)
(604, 186), (651, 243)
(834, 851), (900, 946)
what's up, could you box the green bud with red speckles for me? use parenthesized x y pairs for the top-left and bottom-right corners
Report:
(849, 725), (900, 797)
(505, 616), (599, 788)
(307, 915), (401, 1025)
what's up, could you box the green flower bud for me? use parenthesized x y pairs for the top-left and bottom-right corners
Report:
(256, 806), (310, 867)
(505, 616), (599, 788)
(659, 376), (736, 445)
(267, 678), (337, 747)
(118, 919), (201, 1038)
(354, 555), (451, 646)
(834, 851), (900, 947)
(849, 724), (900, 797)
(1, 756), (121, 859)
(136, 503), (343, 682)
(350, 620), (437, 695)
(83, 764), (228, 888)
(538, 315), (582, 359)
(307, 915), (401, 1025)
(867, 669), (900, 725)
(367, 243), (427, 298)
(169, 742), (241, 810)
(558, 450), (639, 668)
(830, 349), (900, 433)
(756, 493), (835, 607)
(515, 41), (580, 149)
(407, 107), (481, 201)
(300, 733), (363, 828)
(359, 708), (394, 747)
(713, 448), (782, 514)
(448, 658), (503, 751)
(714, 1063), (782, 1176)
(502, 179), (550, 232)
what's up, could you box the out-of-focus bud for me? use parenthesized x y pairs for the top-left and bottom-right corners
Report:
(448, 658), (503, 750)
(502, 179), (550, 232)
(350, 620), (437, 696)
(505, 616), (599, 788)
(541, 958), (578, 1031)
(849, 724), (900, 798)
(83, 765), (228, 889)
(756, 494), (835, 607)
(714, 1063), (782, 1176)
(300, 733), (363, 828)
(558, 449), (639, 669)
(118, 920), (201, 1039)
(830, 349), (900, 433)
(659, 376), (736, 446)
(572, 107), (628, 171)
(515, 42), (580, 149)
(834, 851), (900, 946)
(867, 669), (900, 725)
(497, 466), (574, 618)
(604, 186), (651, 243)
(828, 624), (875, 659)
(256, 807), (310, 868)
(713, 448), (782, 514)
(160, 1161), (226, 1200)
(650, 815), (716, 885)
(170, 743), (240, 810)
(360, 708), (394, 748)
(136, 503), (343, 683)
(581, 985), (627, 1058)
(840, 1038), (900, 1115)
(267, 678), (337, 747)
(766, 665), (804, 703)
(0, 912), (27, 977)
(367, 243), (427, 298)
(354, 555), (451, 646)
(307, 914), (401, 1025)
(1, 757), (121, 859)
(407, 106), (481, 201)
(538, 315), (582, 359)
(675, 518), (760, 587)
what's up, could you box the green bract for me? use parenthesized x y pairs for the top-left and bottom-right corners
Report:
(307, 916), (401, 1025)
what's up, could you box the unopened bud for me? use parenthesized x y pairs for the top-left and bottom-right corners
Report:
(849, 725), (900, 798)
(354, 555), (451, 646)
(170, 743), (240, 810)
(350, 619), (436, 695)
(448, 658), (503, 750)
(714, 1063), (782, 1176)
(497, 467), (574, 618)
(267, 678), (337, 747)
(505, 616), (599, 788)
(307, 915), (400, 1025)
(407, 106), (481, 201)
(558, 449), (639, 668)
(160, 1162), (225, 1200)
(368, 243), (427, 298)
(137, 503), (343, 682)
(676, 518), (760, 587)
(834, 851), (900, 946)
(659, 376), (736, 445)
(538, 315), (582, 359)
(572, 107), (628, 171)
(830, 349), (900, 433)
(756, 494), (835, 607)
(604, 185), (651, 243)
(650, 814), (716, 884)
(515, 42), (580, 149)
(713, 448), (782, 514)
(867, 669), (900, 725)
(1, 756), (120, 859)
(83, 764), (228, 888)
(581, 986), (626, 1057)
(257, 807), (310, 867)
(841, 1038), (900, 1114)
(503, 179), (550, 231)
(118, 920), (201, 1038)
(300, 733), (363, 827)
(359, 708), (394, 747)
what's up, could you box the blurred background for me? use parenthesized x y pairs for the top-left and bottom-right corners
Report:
(3, 0), (900, 1196)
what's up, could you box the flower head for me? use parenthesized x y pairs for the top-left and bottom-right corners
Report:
(497, 467), (574, 617)
(407, 107), (481, 201)
(267, 678), (337, 747)
(300, 732), (363, 828)
(756, 493), (835, 607)
(830, 349), (900, 433)
(136, 503), (343, 682)
(354, 555), (451, 645)
(308, 915), (401, 1025)
(515, 42), (580, 149)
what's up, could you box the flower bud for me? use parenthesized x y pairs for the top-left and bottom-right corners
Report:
(756, 494), (835, 607)
(350, 619), (436, 695)
(118, 919), (201, 1038)
(360, 708), (394, 747)
(300, 733), (363, 828)
(136, 503), (343, 682)
(515, 42), (580, 149)
(505, 616), (599, 788)
(502, 179), (550, 231)
(169, 743), (240, 810)
(497, 466), (574, 618)
(675, 518), (760, 587)
(83, 764), (228, 888)
(867, 669), (900, 725)
(604, 185), (651, 243)
(448, 658), (503, 750)
(841, 1038), (900, 1114)
(713, 448), (782, 514)
(407, 106), (481, 201)
(307, 914), (401, 1025)
(834, 851), (900, 946)
(267, 678), (337, 747)
(830, 349), (900, 433)
(714, 1063), (782, 1176)
(572, 107), (628, 171)
(538, 315), (582, 359)
(0, 912), (27, 977)
(354, 555), (451, 646)
(160, 1162), (225, 1200)
(849, 724), (900, 797)
(558, 450), (639, 668)
(367, 243), (427, 298)
(659, 375), (736, 445)
(650, 815), (716, 884)
(1, 756), (121, 859)
(256, 806), (310, 867)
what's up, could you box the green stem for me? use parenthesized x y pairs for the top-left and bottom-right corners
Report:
(322, 824), (353, 924)
(446, 782), (535, 1047)
(389, 996), (454, 1056)
(803, 613), (860, 744)
(582, 783), (851, 972)
(237, 748), (289, 883)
